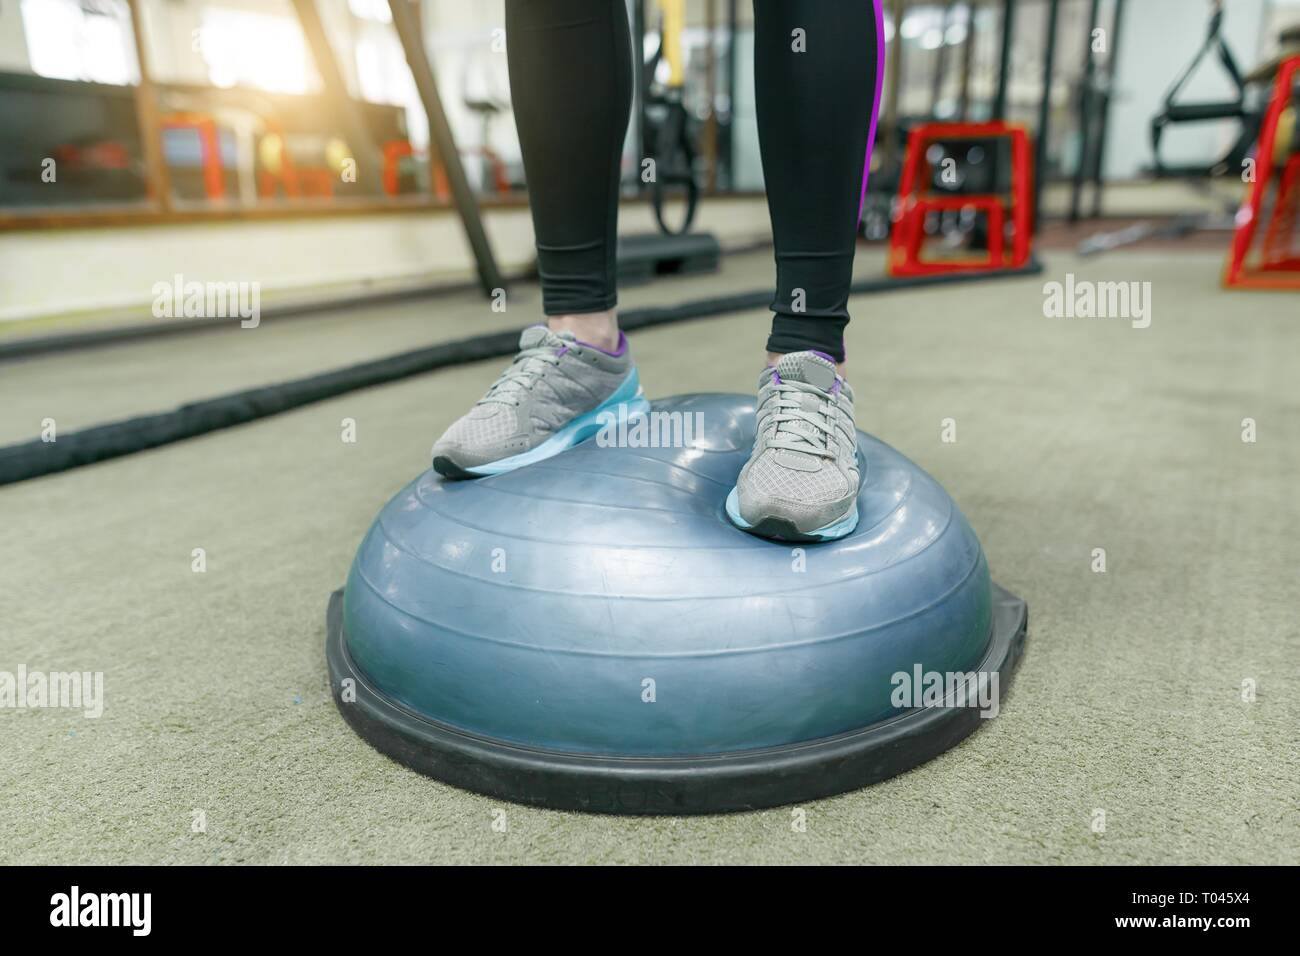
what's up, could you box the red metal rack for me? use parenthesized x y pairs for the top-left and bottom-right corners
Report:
(888, 121), (1034, 277)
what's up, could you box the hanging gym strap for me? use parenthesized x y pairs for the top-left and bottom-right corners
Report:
(1149, 1), (1258, 178)
(644, 0), (700, 236)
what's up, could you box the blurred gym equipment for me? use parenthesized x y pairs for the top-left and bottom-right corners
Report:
(889, 121), (1034, 275)
(619, 0), (721, 285)
(1225, 52), (1300, 289)
(1082, 0), (1260, 257)
(1149, 0), (1259, 180)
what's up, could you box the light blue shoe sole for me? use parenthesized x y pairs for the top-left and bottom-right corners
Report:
(725, 486), (860, 543)
(437, 369), (650, 478)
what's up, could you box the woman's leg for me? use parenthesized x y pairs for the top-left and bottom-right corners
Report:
(504, 0), (633, 349)
(728, 0), (883, 541)
(753, 0), (884, 365)
(431, 2), (642, 478)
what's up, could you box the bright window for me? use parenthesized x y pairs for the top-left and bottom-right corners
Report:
(354, 26), (427, 150)
(21, 0), (137, 86)
(198, 8), (315, 94)
(348, 0), (392, 24)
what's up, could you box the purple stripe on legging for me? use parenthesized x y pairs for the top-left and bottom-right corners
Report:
(857, 0), (887, 225)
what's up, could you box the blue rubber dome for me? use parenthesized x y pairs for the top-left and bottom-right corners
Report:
(327, 393), (1026, 813)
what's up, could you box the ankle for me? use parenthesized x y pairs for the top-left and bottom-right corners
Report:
(549, 312), (619, 351)
(766, 351), (846, 377)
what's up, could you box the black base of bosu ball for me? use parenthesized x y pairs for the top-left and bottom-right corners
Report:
(326, 393), (1028, 815)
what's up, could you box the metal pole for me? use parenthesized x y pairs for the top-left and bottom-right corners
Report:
(410, 0), (445, 202)
(883, 0), (906, 170)
(125, 0), (172, 210)
(1032, 0), (1061, 232)
(725, 0), (737, 189)
(633, 0), (646, 194)
(1069, 0), (1102, 222)
(1090, 0), (1126, 218)
(704, 0), (718, 191)
(291, 0), (385, 197)
(957, 1), (975, 120)
(389, 0), (504, 295)
(930, 0), (957, 119)
(992, 0), (1016, 121)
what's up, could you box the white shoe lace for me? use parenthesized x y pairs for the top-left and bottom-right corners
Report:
(478, 346), (562, 407)
(757, 379), (842, 459)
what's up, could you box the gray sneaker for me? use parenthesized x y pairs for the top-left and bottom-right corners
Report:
(432, 325), (648, 478)
(726, 351), (860, 542)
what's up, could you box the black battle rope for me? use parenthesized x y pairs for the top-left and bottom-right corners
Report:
(0, 261), (1042, 486)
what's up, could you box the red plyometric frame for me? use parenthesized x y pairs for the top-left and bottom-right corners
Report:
(888, 121), (1033, 277)
(160, 113), (225, 202)
(1224, 56), (1300, 289)
(383, 139), (414, 197)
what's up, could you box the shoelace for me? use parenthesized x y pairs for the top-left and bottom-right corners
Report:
(758, 379), (846, 459)
(478, 346), (562, 406)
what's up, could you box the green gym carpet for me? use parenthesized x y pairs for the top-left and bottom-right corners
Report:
(2, 249), (1295, 865)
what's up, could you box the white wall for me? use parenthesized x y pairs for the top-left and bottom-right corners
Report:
(0, 211), (523, 323)
(0, 197), (774, 325)
(0, 0), (30, 72)
(731, 31), (763, 191)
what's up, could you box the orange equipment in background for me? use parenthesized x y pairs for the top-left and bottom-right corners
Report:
(888, 121), (1034, 277)
(160, 112), (226, 201)
(382, 139), (416, 197)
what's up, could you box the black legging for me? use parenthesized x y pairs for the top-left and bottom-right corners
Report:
(505, 0), (883, 363)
